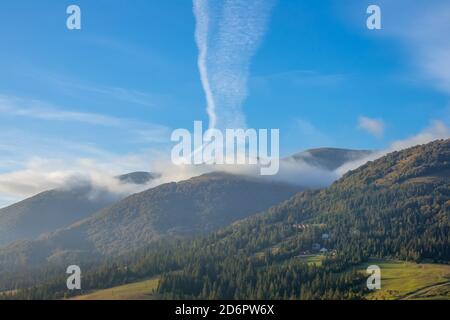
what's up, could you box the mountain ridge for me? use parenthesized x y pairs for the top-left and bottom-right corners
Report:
(153, 139), (450, 298)
(0, 147), (372, 251)
(287, 147), (373, 171)
(0, 171), (156, 247)
(0, 172), (304, 268)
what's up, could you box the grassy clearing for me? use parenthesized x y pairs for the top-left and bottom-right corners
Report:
(358, 260), (450, 300)
(71, 277), (159, 300)
(297, 254), (324, 266)
(407, 283), (450, 300)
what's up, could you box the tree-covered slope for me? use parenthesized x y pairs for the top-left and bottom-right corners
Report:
(0, 172), (303, 268)
(153, 140), (449, 299)
(0, 172), (156, 247)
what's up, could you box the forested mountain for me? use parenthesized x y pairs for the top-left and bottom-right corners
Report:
(4, 139), (448, 300)
(0, 172), (302, 269)
(0, 148), (369, 249)
(157, 139), (449, 299)
(0, 172), (156, 247)
(116, 172), (160, 184)
(287, 148), (373, 171)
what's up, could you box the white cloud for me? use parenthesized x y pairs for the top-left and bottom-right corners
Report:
(0, 145), (337, 209)
(24, 65), (165, 109)
(338, 120), (450, 175)
(369, 1), (450, 96)
(0, 94), (171, 142)
(0, 94), (172, 207)
(60, 83), (160, 108)
(389, 120), (449, 151)
(0, 153), (156, 207)
(149, 153), (338, 190)
(193, 0), (275, 130)
(3, 120), (448, 209)
(357, 116), (385, 138)
(0, 95), (121, 126)
(400, 3), (450, 95)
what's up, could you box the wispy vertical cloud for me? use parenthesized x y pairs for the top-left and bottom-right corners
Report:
(193, 0), (217, 129)
(193, 0), (275, 130)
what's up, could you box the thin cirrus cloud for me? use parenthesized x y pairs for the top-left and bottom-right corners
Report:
(0, 94), (121, 126)
(397, 2), (450, 95)
(371, 1), (450, 96)
(0, 94), (171, 143)
(20, 66), (166, 109)
(55, 79), (162, 109)
(357, 116), (385, 138)
(193, 0), (275, 130)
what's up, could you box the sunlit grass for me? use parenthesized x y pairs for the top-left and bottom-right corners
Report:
(72, 277), (159, 300)
(359, 260), (450, 300)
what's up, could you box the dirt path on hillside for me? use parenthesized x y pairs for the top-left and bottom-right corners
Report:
(402, 281), (450, 300)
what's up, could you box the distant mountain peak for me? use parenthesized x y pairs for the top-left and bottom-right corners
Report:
(117, 172), (160, 185)
(287, 147), (374, 171)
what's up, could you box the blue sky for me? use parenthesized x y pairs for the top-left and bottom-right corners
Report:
(0, 0), (449, 205)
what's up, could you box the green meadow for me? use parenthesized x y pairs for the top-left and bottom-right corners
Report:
(358, 260), (450, 300)
(72, 277), (159, 300)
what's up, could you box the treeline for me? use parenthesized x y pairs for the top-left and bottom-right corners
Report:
(158, 258), (367, 300)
